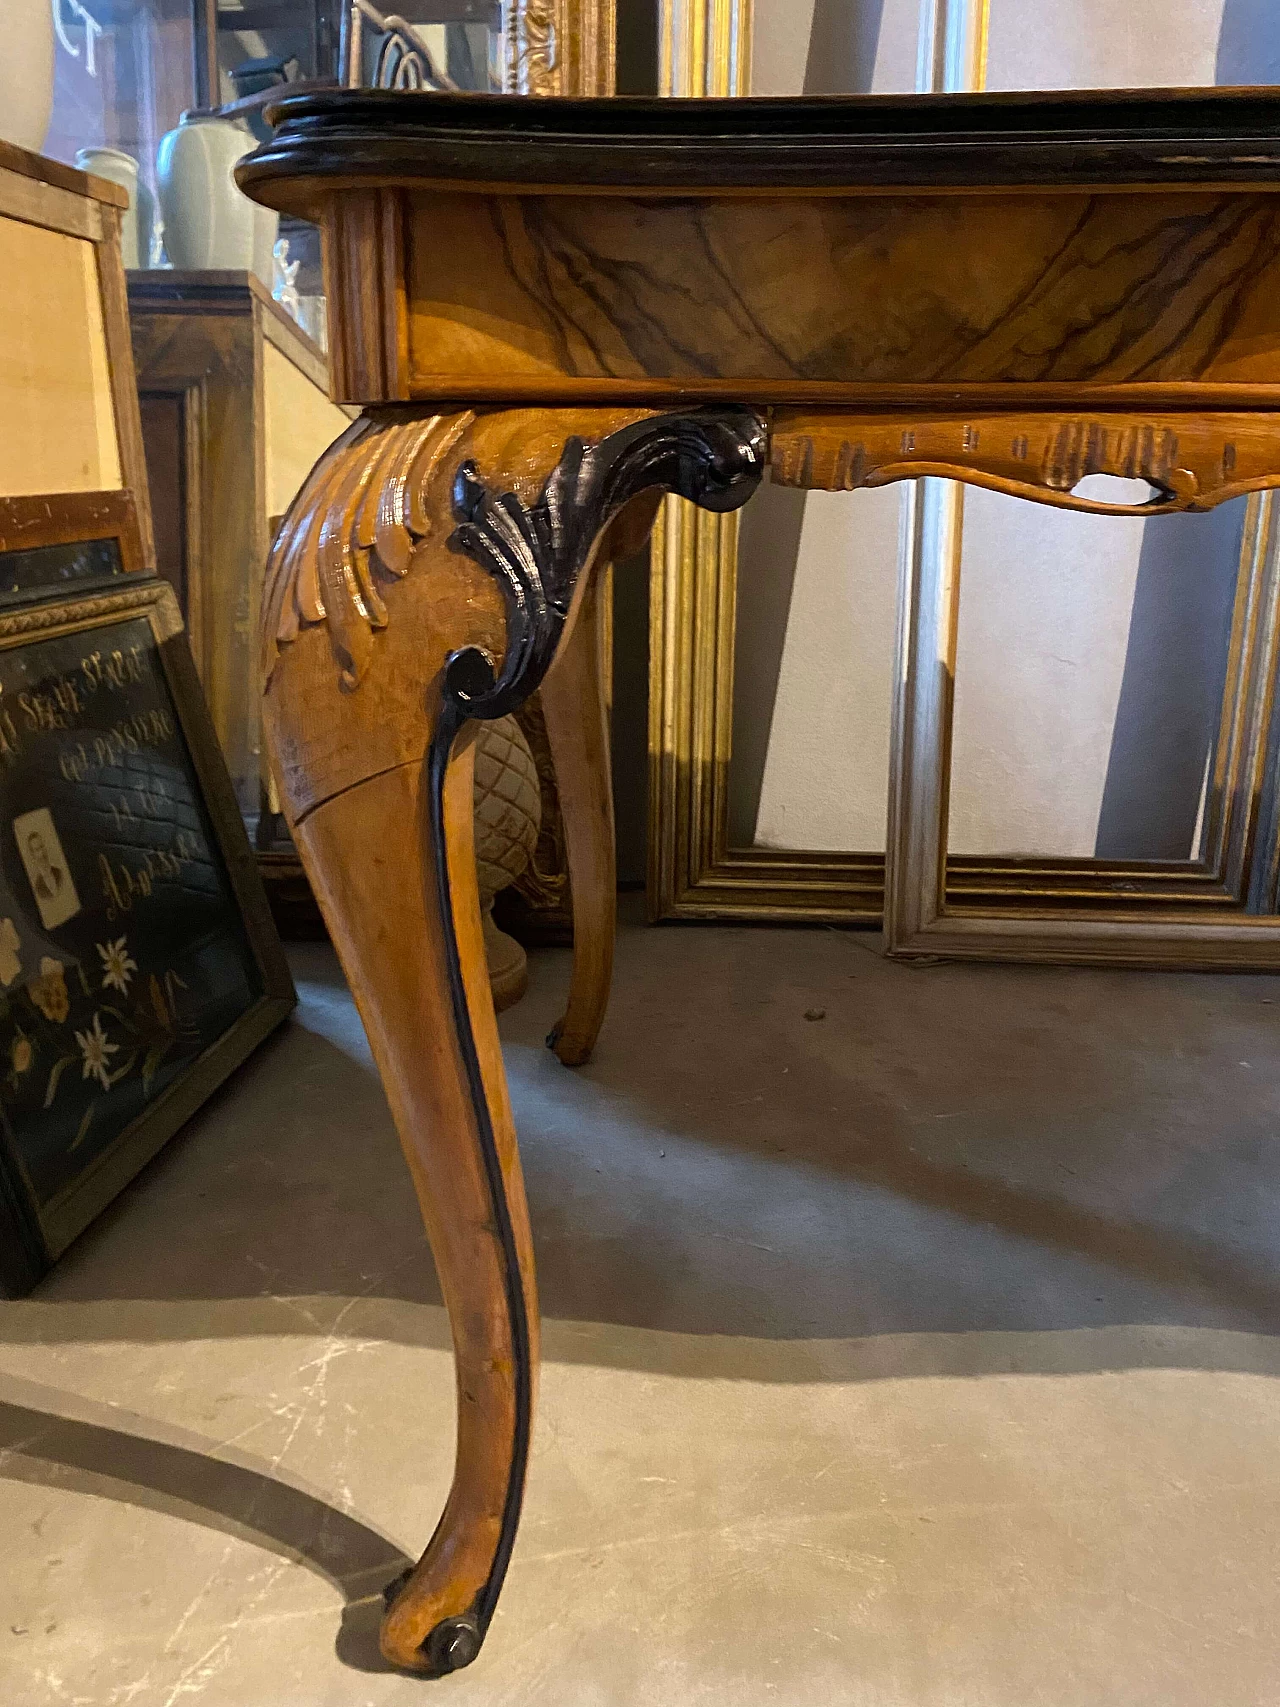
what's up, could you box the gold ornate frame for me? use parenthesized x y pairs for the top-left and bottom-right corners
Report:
(504, 0), (615, 95)
(650, 0), (887, 922)
(647, 0), (968, 924)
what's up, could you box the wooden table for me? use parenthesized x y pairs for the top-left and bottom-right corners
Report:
(238, 88), (1280, 1674)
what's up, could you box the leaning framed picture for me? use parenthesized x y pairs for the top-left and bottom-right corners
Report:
(0, 529), (294, 1295)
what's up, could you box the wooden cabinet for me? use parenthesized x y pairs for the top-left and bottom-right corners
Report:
(128, 271), (353, 815)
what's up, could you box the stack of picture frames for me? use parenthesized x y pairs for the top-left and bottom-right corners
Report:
(649, 0), (1280, 973)
(0, 141), (293, 1296)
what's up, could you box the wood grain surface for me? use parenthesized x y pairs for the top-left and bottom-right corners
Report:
(263, 403), (685, 1668)
(770, 408), (1280, 512)
(538, 569), (615, 1065)
(296, 752), (538, 1672)
(399, 190), (1280, 399)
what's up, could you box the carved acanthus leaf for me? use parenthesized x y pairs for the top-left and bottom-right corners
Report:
(262, 410), (474, 689)
(438, 406), (767, 734)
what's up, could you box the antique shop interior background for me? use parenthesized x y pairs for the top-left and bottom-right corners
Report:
(5, 0), (1280, 1701)
(22, 0), (1280, 947)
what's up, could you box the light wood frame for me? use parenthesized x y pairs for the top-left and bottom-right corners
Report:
(128, 270), (350, 817)
(0, 141), (155, 568)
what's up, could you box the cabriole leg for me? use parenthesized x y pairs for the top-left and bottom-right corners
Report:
(262, 402), (767, 1672)
(296, 747), (536, 1673)
(541, 571), (616, 1066)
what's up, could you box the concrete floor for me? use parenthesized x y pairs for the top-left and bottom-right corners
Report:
(2, 906), (1280, 1705)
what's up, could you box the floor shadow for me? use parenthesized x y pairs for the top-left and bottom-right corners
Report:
(2, 926), (1279, 1675)
(0, 1373), (410, 1673)
(0, 929), (1276, 1383)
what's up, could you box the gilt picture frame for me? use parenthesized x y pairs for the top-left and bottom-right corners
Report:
(648, 0), (886, 923)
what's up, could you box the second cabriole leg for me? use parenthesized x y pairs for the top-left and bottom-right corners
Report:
(540, 571), (616, 1066)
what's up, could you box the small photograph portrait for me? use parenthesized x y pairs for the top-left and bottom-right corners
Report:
(14, 808), (81, 930)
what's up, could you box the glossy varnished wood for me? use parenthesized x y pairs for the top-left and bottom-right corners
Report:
(538, 565), (615, 1065)
(239, 90), (1280, 408)
(261, 400), (764, 1669)
(297, 752), (538, 1672)
(263, 409), (578, 1670)
(397, 189), (1280, 400)
(240, 87), (1280, 1672)
(770, 409), (1280, 512)
(240, 87), (1280, 200)
(262, 405), (661, 814)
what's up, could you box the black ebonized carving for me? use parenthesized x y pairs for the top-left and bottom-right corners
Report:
(443, 405), (766, 729)
(390, 406), (765, 1672)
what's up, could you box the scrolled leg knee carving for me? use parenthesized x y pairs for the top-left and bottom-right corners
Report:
(266, 405), (766, 1675)
(437, 405), (768, 735)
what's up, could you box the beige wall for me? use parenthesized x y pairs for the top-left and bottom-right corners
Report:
(732, 0), (1271, 860)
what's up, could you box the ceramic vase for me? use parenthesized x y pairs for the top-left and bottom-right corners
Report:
(74, 147), (156, 269)
(1, 0), (54, 153)
(156, 111), (278, 284)
(473, 715), (542, 1011)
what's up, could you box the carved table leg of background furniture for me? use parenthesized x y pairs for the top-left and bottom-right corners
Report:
(540, 491), (663, 1065)
(261, 404), (764, 1671)
(538, 568), (617, 1064)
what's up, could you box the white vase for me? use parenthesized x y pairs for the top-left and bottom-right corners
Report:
(0, 0), (54, 153)
(74, 147), (155, 269)
(156, 111), (278, 285)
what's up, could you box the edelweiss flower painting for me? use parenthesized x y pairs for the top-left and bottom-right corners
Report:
(75, 1013), (119, 1092)
(98, 936), (138, 996)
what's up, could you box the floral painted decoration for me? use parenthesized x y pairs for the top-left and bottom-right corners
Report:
(75, 1012), (119, 1093)
(29, 958), (69, 1024)
(98, 935), (137, 996)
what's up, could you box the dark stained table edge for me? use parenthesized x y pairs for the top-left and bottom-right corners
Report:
(238, 87), (1280, 208)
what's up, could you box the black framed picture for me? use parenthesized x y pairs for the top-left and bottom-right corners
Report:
(0, 529), (294, 1296)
